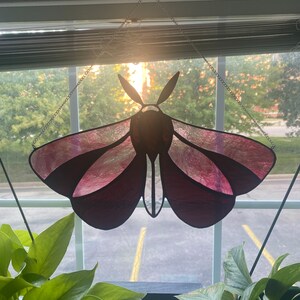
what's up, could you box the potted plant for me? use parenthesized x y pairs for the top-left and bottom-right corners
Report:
(176, 244), (300, 300)
(0, 213), (146, 300)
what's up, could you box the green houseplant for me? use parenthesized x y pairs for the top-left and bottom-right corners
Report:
(176, 244), (300, 300)
(0, 213), (145, 300)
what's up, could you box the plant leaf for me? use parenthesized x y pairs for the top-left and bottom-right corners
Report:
(83, 282), (145, 300)
(23, 267), (96, 300)
(21, 273), (47, 287)
(265, 263), (300, 300)
(176, 283), (226, 300)
(22, 213), (74, 278)
(221, 290), (235, 300)
(0, 277), (34, 299)
(223, 244), (252, 295)
(269, 253), (289, 278)
(0, 231), (13, 276)
(241, 278), (269, 300)
(292, 293), (300, 300)
(12, 248), (28, 273)
(0, 224), (23, 247)
(281, 286), (300, 300)
(0, 277), (13, 290)
(14, 230), (37, 247)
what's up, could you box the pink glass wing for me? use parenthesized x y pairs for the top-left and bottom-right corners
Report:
(71, 154), (146, 230)
(30, 118), (131, 180)
(73, 136), (136, 197)
(160, 152), (235, 228)
(169, 136), (233, 195)
(172, 119), (276, 193)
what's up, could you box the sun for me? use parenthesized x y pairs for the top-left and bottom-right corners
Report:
(127, 62), (150, 100)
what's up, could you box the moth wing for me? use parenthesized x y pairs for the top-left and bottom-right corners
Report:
(29, 118), (147, 229)
(171, 119), (276, 195)
(159, 119), (276, 228)
(71, 151), (146, 230)
(30, 118), (131, 194)
(160, 152), (235, 228)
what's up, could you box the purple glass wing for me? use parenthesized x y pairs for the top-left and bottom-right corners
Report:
(29, 118), (131, 195)
(30, 118), (131, 180)
(73, 136), (136, 197)
(29, 117), (147, 229)
(169, 136), (233, 195)
(71, 153), (146, 230)
(160, 152), (235, 228)
(172, 119), (276, 194)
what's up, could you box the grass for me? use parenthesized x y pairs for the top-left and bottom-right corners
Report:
(254, 137), (300, 174)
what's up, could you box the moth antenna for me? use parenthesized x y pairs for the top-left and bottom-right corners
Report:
(118, 74), (144, 106)
(157, 71), (180, 105)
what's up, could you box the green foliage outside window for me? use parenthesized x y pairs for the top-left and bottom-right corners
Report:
(0, 53), (299, 182)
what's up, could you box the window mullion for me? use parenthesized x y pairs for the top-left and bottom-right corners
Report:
(68, 66), (85, 271)
(212, 56), (226, 284)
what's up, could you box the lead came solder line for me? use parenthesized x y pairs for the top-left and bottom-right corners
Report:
(242, 224), (275, 266)
(130, 227), (147, 282)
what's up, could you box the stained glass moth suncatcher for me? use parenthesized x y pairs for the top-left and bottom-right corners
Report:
(29, 72), (276, 230)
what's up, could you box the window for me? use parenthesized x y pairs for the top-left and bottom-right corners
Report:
(0, 4), (299, 298)
(1, 52), (299, 296)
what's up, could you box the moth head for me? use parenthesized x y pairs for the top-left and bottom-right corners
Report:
(118, 71), (180, 107)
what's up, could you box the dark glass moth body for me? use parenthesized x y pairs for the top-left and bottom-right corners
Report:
(130, 107), (173, 162)
(29, 72), (276, 230)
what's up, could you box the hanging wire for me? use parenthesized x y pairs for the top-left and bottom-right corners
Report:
(31, 0), (279, 150)
(31, 0), (143, 149)
(250, 164), (300, 275)
(0, 158), (34, 242)
(156, 0), (276, 150)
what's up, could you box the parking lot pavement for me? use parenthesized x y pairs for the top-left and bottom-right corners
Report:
(0, 174), (299, 288)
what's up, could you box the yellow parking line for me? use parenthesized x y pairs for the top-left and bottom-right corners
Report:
(242, 224), (275, 266)
(130, 227), (147, 282)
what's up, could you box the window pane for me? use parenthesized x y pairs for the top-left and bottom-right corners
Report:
(0, 52), (299, 292)
(78, 59), (217, 130)
(0, 68), (69, 197)
(225, 53), (300, 200)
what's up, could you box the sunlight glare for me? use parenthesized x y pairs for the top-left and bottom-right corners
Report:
(128, 63), (150, 101)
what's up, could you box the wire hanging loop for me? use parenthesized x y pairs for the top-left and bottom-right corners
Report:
(156, 0), (276, 150)
(31, 0), (143, 149)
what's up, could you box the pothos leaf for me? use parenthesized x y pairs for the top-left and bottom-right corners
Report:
(241, 278), (269, 300)
(223, 244), (252, 295)
(0, 231), (13, 276)
(22, 213), (74, 278)
(269, 253), (289, 278)
(0, 276), (34, 299)
(82, 282), (145, 300)
(14, 230), (37, 247)
(23, 266), (96, 300)
(12, 248), (28, 273)
(176, 283), (226, 300)
(265, 263), (300, 300)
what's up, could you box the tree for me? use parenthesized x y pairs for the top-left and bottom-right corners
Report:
(78, 64), (130, 131)
(0, 68), (69, 154)
(146, 55), (278, 135)
(270, 52), (300, 136)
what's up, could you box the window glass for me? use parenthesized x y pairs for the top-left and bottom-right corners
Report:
(225, 53), (300, 200)
(222, 206), (300, 283)
(78, 58), (217, 130)
(0, 68), (69, 193)
(0, 52), (299, 289)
